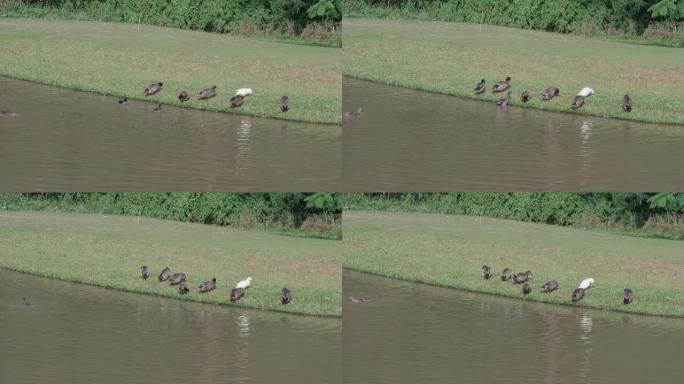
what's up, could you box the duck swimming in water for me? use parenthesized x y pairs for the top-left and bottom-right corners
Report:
(281, 287), (292, 304)
(230, 287), (245, 302)
(349, 296), (369, 303)
(178, 282), (190, 294)
(169, 272), (186, 285)
(280, 95), (289, 112)
(178, 90), (190, 102)
(623, 288), (634, 304)
(542, 86), (560, 101)
(344, 108), (363, 118)
(118, 97), (128, 106)
(230, 95), (244, 108)
(22, 298), (31, 306)
(0, 110), (17, 117)
(572, 288), (585, 302)
(622, 94), (632, 112)
(198, 85), (217, 100)
(199, 278), (216, 293)
(481, 265), (492, 279)
(492, 77), (511, 93)
(473, 79), (486, 95)
(501, 268), (512, 281)
(496, 91), (511, 107)
(144, 82), (163, 96)
(522, 283), (532, 295)
(158, 266), (171, 281)
(521, 91), (531, 102)
(152, 104), (163, 112)
(513, 271), (532, 283)
(139, 265), (150, 279)
(540, 280), (559, 293)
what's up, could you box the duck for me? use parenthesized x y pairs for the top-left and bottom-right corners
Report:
(572, 288), (585, 302)
(169, 272), (186, 285)
(144, 82), (163, 96)
(236, 277), (252, 290)
(230, 95), (244, 108)
(22, 298), (31, 306)
(0, 110), (17, 117)
(178, 282), (190, 294)
(281, 287), (292, 304)
(473, 79), (486, 95)
(513, 270), (532, 283)
(344, 108), (363, 118)
(280, 95), (289, 112)
(235, 88), (252, 97)
(349, 296), (369, 303)
(139, 265), (150, 279)
(542, 86), (560, 101)
(521, 91), (531, 102)
(571, 96), (585, 109)
(501, 268), (512, 281)
(198, 85), (217, 100)
(622, 94), (632, 112)
(522, 283), (532, 295)
(158, 266), (171, 281)
(492, 77), (511, 93)
(623, 288), (634, 304)
(178, 90), (190, 102)
(578, 278), (594, 290)
(118, 97), (128, 106)
(230, 287), (245, 302)
(577, 87), (594, 97)
(540, 280), (559, 293)
(198, 278), (216, 293)
(152, 104), (163, 112)
(496, 91), (511, 107)
(481, 265), (492, 279)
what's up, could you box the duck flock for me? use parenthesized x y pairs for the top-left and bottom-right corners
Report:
(116, 82), (290, 113)
(473, 77), (633, 112)
(138, 265), (293, 305)
(481, 265), (634, 305)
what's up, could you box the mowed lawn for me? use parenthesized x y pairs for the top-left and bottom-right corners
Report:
(344, 211), (684, 317)
(0, 19), (341, 124)
(344, 18), (684, 125)
(0, 211), (341, 317)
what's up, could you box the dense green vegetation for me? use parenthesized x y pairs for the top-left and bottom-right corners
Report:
(344, 211), (684, 317)
(0, 211), (341, 316)
(1, 192), (341, 240)
(344, 193), (684, 239)
(0, 19), (341, 123)
(344, 18), (684, 125)
(345, 0), (684, 46)
(2, 0), (343, 46)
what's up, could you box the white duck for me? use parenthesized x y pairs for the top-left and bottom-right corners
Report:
(578, 277), (594, 290)
(235, 88), (253, 97)
(236, 277), (252, 290)
(577, 87), (594, 97)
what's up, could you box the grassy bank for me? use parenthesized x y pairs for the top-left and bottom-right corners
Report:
(0, 211), (341, 317)
(343, 18), (684, 126)
(344, 211), (684, 317)
(0, 19), (341, 124)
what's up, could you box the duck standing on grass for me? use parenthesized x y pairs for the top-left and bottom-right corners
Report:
(542, 86), (560, 101)
(235, 88), (252, 97)
(230, 95), (244, 108)
(198, 85), (217, 100)
(572, 288), (585, 302)
(496, 91), (511, 107)
(501, 268), (512, 281)
(178, 91), (190, 102)
(169, 273), (186, 286)
(178, 282), (190, 294)
(281, 288), (292, 304)
(521, 91), (531, 102)
(540, 280), (559, 293)
(139, 265), (150, 280)
(578, 277), (594, 290)
(492, 77), (511, 93)
(236, 277), (252, 290)
(158, 266), (171, 281)
(513, 270), (532, 283)
(280, 96), (289, 112)
(473, 79), (486, 95)
(572, 87), (594, 109)
(481, 265), (492, 279)
(622, 94), (632, 112)
(230, 287), (245, 302)
(199, 278), (216, 293)
(623, 288), (634, 304)
(144, 82), (163, 96)
(522, 283), (532, 295)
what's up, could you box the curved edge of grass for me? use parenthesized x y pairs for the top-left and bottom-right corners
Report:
(343, 73), (684, 127)
(0, 73), (341, 126)
(343, 266), (683, 319)
(1, 265), (342, 318)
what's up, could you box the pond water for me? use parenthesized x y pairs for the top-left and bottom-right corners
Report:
(0, 77), (341, 191)
(343, 77), (684, 191)
(0, 269), (341, 384)
(343, 270), (683, 384)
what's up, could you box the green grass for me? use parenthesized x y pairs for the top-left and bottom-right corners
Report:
(0, 211), (341, 317)
(344, 211), (684, 317)
(344, 18), (684, 126)
(0, 18), (341, 124)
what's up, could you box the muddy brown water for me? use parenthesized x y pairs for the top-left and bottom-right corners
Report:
(0, 77), (341, 191)
(343, 270), (684, 384)
(0, 269), (341, 384)
(343, 77), (684, 191)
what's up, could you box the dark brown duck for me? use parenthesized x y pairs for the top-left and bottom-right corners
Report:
(230, 287), (244, 302)
(513, 270), (532, 283)
(572, 288), (585, 301)
(540, 280), (558, 293)
(473, 79), (486, 95)
(481, 265), (492, 279)
(281, 287), (292, 304)
(169, 273), (186, 285)
(542, 86), (560, 101)
(622, 94), (632, 112)
(178, 282), (190, 294)
(280, 95), (289, 112)
(158, 266), (171, 282)
(501, 268), (512, 281)
(492, 77), (511, 93)
(230, 95), (244, 108)
(199, 278), (216, 293)
(144, 82), (163, 96)
(178, 90), (190, 102)
(520, 91), (531, 102)
(623, 288), (634, 304)
(139, 265), (150, 279)
(198, 85), (217, 100)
